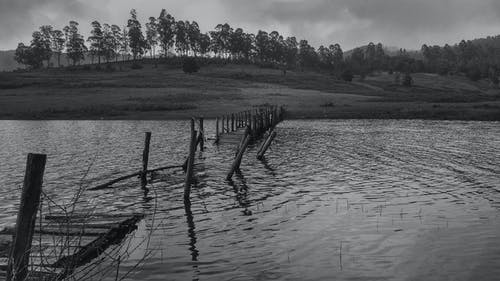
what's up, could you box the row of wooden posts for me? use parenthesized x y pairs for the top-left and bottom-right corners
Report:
(214, 105), (284, 143)
(6, 106), (284, 280)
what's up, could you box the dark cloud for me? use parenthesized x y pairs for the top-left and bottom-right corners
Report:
(1, 0), (500, 50)
(0, 0), (103, 49)
(220, 0), (500, 48)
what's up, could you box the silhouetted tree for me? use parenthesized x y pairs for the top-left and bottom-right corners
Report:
(88, 21), (104, 64)
(50, 29), (65, 67)
(146, 17), (159, 58)
(127, 9), (146, 60)
(64, 21), (87, 65)
(157, 9), (176, 57)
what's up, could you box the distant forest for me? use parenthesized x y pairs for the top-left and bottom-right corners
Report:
(13, 9), (500, 84)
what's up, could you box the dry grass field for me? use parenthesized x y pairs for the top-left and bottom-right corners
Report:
(1, 62), (499, 120)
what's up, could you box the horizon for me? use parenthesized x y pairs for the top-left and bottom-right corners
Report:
(1, 0), (500, 51)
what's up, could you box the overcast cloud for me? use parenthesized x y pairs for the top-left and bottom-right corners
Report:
(1, 0), (500, 50)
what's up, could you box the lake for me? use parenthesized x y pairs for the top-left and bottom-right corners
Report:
(1, 120), (499, 281)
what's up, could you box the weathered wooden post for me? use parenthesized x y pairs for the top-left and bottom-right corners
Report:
(257, 131), (277, 160)
(226, 115), (230, 133)
(184, 127), (197, 202)
(198, 117), (204, 151)
(141, 132), (152, 187)
(221, 115), (225, 133)
(226, 130), (251, 180)
(7, 153), (46, 281)
(215, 117), (220, 144)
(231, 114), (235, 132)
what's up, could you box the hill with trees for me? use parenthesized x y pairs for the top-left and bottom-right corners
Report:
(3, 8), (500, 87)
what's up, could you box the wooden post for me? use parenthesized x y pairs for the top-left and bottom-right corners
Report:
(222, 115), (225, 133)
(226, 115), (229, 133)
(226, 132), (251, 180)
(198, 117), (204, 151)
(235, 126), (250, 156)
(7, 153), (46, 281)
(141, 132), (151, 187)
(231, 114), (235, 132)
(215, 117), (220, 144)
(182, 119), (195, 171)
(257, 131), (277, 160)
(184, 129), (197, 201)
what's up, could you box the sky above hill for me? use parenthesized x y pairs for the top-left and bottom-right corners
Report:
(1, 0), (500, 51)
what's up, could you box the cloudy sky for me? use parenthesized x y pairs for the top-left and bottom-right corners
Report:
(1, 0), (500, 51)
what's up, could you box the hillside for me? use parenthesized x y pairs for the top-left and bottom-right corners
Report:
(0, 50), (20, 72)
(0, 62), (499, 120)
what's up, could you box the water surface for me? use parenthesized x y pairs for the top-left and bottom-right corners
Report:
(0, 120), (499, 281)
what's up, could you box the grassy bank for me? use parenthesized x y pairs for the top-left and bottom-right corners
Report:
(1, 62), (499, 120)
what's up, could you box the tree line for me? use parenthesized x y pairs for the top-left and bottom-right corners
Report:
(14, 8), (500, 84)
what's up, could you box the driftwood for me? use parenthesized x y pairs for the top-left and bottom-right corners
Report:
(89, 164), (184, 191)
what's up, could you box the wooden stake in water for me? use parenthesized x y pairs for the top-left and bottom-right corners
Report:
(141, 132), (151, 187)
(7, 153), (46, 281)
(215, 117), (220, 144)
(227, 130), (250, 180)
(184, 128), (197, 201)
(257, 131), (277, 160)
(198, 117), (204, 151)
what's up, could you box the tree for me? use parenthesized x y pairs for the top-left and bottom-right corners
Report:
(14, 43), (41, 69)
(16, 30), (53, 69)
(187, 21), (201, 56)
(157, 9), (176, 57)
(174, 20), (188, 55)
(63, 21), (87, 66)
(330, 44), (343, 71)
(146, 17), (158, 58)
(284, 37), (298, 68)
(298, 40), (318, 69)
(255, 30), (270, 62)
(110, 25), (122, 62)
(127, 9), (146, 60)
(119, 27), (130, 61)
(102, 23), (116, 63)
(38, 25), (54, 67)
(88, 21), (104, 64)
(50, 29), (65, 67)
(210, 23), (232, 58)
(198, 33), (211, 57)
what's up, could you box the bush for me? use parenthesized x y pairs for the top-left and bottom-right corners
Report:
(131, 62), (143, 69)
(341, 69), (354, 82)
(105, 64), (115, 72)
(402, 72), (413, 87)
(182, 57), (200, 73)
(82, 65), (91, 71)
(95, 64), (102, 71)
(466, 68), (482, 81)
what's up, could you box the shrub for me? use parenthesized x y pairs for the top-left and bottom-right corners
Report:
(95, 64), (102, 71)
(466, 68), (482, 81)
(82, 65), (91, 71)
(402, 72), (413, 87)
(105, 64), (115, 72)
(131, 62), (143, 69)
(341, 69), (354, 82)
(182, 57), (200, 74)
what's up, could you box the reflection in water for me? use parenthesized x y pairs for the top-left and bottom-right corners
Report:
(184, 197), (200, 281)
(1, 120), (500, 281)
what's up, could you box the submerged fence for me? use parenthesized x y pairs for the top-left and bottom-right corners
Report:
(2, 104), (285, 280)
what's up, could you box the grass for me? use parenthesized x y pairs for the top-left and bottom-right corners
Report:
(0, 62), (499, 120)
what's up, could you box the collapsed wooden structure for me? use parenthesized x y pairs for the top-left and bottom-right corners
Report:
(1, 105), (285, 280)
